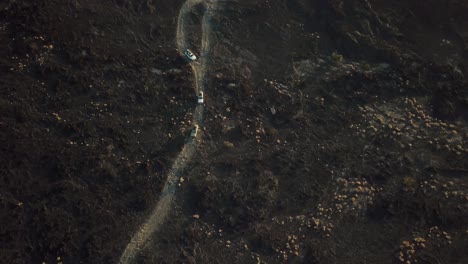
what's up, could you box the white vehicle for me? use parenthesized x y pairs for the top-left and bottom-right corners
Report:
(190, 124), (199, 138)
(197, 91), (204, 104)
(184, 49), (197, 61)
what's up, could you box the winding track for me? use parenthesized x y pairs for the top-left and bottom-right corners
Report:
(118, 1), (216, 263)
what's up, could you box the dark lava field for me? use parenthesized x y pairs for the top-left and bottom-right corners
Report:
(1, 0), (467, 263)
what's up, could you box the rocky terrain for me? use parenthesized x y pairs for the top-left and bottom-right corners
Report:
(1, 0), (467, 263)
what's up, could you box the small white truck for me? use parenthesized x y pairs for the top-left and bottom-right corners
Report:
(197, 91), (204, 104)
(184, 49), (197, 61)
(190, 124), (199, 138)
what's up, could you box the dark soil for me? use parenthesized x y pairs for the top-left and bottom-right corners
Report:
(1, 0), (467, 264)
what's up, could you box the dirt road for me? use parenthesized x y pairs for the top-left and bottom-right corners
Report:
(118, 1), (216, 263)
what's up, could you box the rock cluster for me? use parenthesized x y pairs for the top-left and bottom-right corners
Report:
(420, 179), (467, 202)
(293, 55), (390, 84)
(397, 227), (454, 263)
(357, 97), (467, 155)
(274, 234), (301, 261)
(333, 177), (377, 215)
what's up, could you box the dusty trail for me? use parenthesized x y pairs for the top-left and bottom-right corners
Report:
(118, 1), (216, 263)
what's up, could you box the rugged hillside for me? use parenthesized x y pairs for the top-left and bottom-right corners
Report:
(147, 0), (468, 263)
(0, 0), (190, 263)
(1, 0), (467, 263)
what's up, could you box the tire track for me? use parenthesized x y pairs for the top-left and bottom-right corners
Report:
(118, 1), (216, 263)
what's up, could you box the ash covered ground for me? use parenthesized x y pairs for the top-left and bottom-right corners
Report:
(1, 0), (467, 263)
